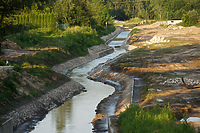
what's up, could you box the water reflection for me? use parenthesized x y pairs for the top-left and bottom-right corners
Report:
(51, 101), (72, 133)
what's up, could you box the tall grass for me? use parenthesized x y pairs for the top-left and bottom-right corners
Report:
(6, 26), (105, 67)
(119, 105), (195, 133)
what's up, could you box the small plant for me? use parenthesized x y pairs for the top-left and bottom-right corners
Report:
(30, 90), (39, 97)
(130, 28), (140, 35)
(13, 64), (23, 73)
(144, 85), (151, 92)
(0, 59), (6, 66)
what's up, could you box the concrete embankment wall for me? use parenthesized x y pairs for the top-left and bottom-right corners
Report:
(89, 66), (133, 115)
(1, 27), (123, 132)
(0, 118), (13, 133)
(8, 79), (85, 128)
(88, 67), (133, 133)
(52, 28), (123, 74)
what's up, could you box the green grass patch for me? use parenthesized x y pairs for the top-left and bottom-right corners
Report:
(94, 25), (116, 37)
(119, 105), (196, 133)
(7, 26), (109, 67)
(0, 59), (6, 66)
(128, 17), (143, 23)
(130, 28), (140, 35)
(30, 90), (45, 97)
(0, 72), (20, 106)
(25, 67), (51, 78)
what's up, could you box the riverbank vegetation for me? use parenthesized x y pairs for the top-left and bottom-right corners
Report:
(0, 0), (116, 116)
(1, 0), (200, 129)
(119, 105), (196, 133)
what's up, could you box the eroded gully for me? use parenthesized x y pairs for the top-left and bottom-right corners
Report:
(28, 31), (130, 133)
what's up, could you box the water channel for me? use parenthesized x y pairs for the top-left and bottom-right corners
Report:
(29, 31), (130, 133)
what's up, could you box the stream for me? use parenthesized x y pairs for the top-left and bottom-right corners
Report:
(25, 31), (130, 133)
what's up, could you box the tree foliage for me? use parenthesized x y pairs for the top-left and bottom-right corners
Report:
(182, 9), (199, 26)
(105, 0), (200, 21)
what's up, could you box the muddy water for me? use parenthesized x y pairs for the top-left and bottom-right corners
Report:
(30, 31), (130, 133)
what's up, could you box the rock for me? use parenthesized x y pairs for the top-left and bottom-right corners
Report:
(1, 39), (21, 50)
(146, 35), (170, 44)
(124, 45), (138, 51)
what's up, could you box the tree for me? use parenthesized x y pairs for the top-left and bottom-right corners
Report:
(72, 0), (92, 26)
(182, 10), (199, 27)
(150, 0), (164, 20)
(91, 0), (113, 26)
(54, 0), (75, 24)
(0, 0), (33, 53)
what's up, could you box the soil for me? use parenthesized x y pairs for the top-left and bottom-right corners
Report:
(112, 22), (200, 131)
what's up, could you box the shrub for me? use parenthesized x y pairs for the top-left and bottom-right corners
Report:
(13, 64), (23, 73)
(0, 59), (6, 66)
(182, 10), (199, 26)
(130, 28), (140, 35)
(119, 105), (196, 133)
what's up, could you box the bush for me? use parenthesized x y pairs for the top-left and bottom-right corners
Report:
(0, 74), (20, 106)
(130, 28), (140, 35)
(13, 64), (23, 73)
(182, 10), (199, 26)
(0, 59), (6, 66)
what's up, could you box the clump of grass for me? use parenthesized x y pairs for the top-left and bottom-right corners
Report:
(129, 17), (143, 23)
(119, 105), (196, 133)
(0, 72), (20, 106)
(30, 90), (45, 97)
(130, 28), (140, 35)
(0, 59), (6, 66)
(144, 85), (151, 92)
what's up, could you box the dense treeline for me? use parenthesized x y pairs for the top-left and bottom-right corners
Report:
(106, 0), (200, 21)
(1, 0), (200, 43)
(1, 0), (200, 28)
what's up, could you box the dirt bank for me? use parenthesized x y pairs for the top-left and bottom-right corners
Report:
(88, 51), (136, 132)
(109, 22), (200, 131)
(87, 22), (200, 132)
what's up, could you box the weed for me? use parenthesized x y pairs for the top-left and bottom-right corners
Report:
(0, 59), (6, 66)
(13, 64), (23, 73)
(119, 105), (195, 133)
(30, 91), (39, 97)
(25, 67), (50, 78)
(144, 85), (151, 92)
(130, 28), (140, 35)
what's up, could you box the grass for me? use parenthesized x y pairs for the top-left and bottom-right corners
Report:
(6, 25), (111, 68)
(119, 105), (196, 133)
(110, 48), (149, 69)
(7, 26), (104, 50)
(128, 17), (143, 23)
(0, 72), (19, 106)
(130, 28), (140, 35)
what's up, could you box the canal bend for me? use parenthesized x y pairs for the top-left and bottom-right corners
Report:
(30, 31), (130, 133)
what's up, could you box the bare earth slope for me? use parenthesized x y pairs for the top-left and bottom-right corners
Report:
(111, 22), (200, 131)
